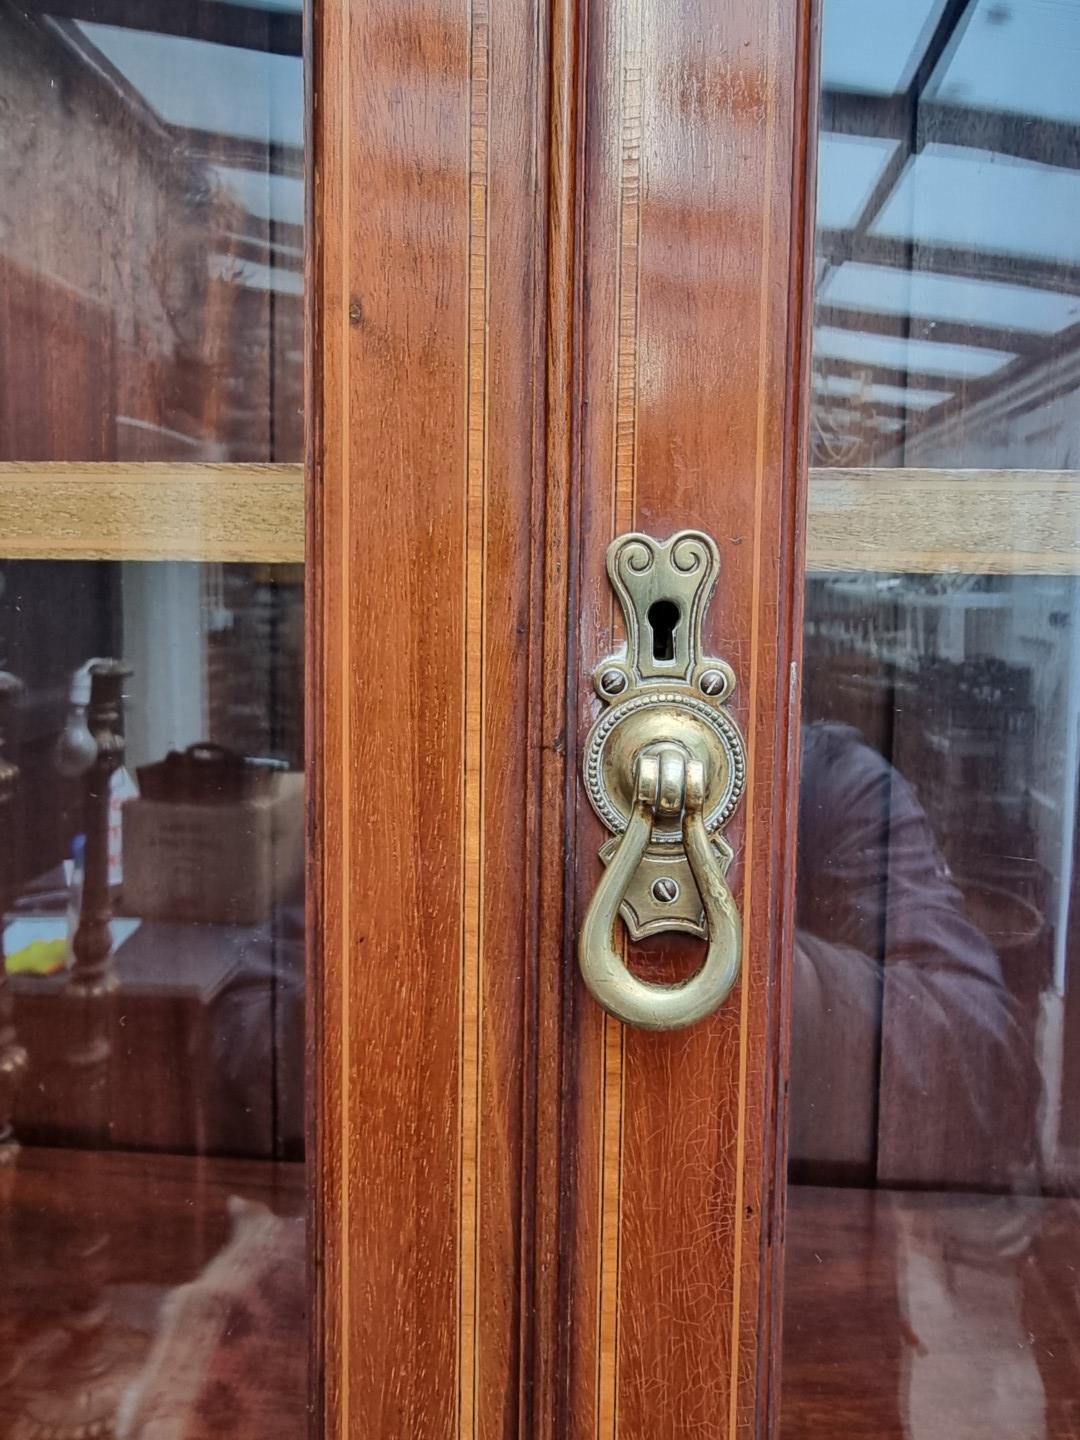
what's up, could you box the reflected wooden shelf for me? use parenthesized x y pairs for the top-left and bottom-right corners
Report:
(1, 463), (1079, 574)
(0, 1146), (305, 1438)
(0, 461), (304, 563)
(808, 467), (1080, 576)
(782, 1184), (1080, 1439)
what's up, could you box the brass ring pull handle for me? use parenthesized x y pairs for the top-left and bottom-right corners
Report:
(579, 746), (742, 1030)
(579, 529), (747, 1031)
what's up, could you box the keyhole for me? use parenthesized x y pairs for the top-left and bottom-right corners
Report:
(647, 599), (680, 663)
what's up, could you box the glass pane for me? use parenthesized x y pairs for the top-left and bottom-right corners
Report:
(0, 5), (307, 1438)
(786, 3), (1080, 1437)
(0, 3), (303, 463)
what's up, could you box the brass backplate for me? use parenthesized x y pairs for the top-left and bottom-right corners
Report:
(583, 530), (746, 937)
(597, 827), (734, 939)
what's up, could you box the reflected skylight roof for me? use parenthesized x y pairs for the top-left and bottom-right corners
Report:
(211, 253), (302, 294)
(812, 0), (1080, 461)
(927, 0), (1080, 126)
(820, 0), (948, 94)
(871, 144), (1080, 265)
(817, 134), (899, 228)
(212, 166), (303, 226)
(73, 22), (302, 146)
(813, 375), (953, 409)
(815, 325), (1014, 378)
(815, 405), (910, 435)
(820, 263), (1080, 335)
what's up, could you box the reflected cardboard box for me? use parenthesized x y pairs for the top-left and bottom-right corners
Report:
(122, 759), (304, 926)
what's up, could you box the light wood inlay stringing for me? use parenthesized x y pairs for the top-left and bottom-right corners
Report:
(597, 2), (644, 1432)
(458, 2), (491, 1437)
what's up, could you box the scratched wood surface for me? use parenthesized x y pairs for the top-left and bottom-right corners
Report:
(311, 0), (815, 1435)
(308, 0), (545, 1436)
(562, 0), (817, 1436)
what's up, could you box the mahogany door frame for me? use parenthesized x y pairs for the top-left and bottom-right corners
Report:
(306, 0), (819, 1434)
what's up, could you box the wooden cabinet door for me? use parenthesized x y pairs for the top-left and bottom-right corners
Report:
(311, 0), (815, 1436)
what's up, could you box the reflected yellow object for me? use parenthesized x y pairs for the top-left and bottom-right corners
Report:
(5, 938), (68, 977)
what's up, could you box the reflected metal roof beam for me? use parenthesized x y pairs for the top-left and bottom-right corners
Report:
(821, 91), (1080, 172)
(222, 234), (303, 273)
(816, 0), (1080, 465)
(818, 230), (1080, 297)
(174, 125), (304, 178)
(815, 303), (1040, 358)
(32, 0), (301, 55)
(235, 214), (304, 250)
(815, 356), (968, 397)
(842, 0), (974, 255)
(890, 316), (1080, 457)
(810, 395), (914, 422)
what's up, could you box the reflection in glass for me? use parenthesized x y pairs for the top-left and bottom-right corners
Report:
(0, 4), (307, 1438)
(787, 1), (1080, 1437)
(0, 2), (303, 464)
(787, 584), (1077, 1435)
(813, 0), (1080, 472)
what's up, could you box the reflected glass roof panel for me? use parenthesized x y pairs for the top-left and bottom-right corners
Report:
(813, 375), (953, 409)
(212, 166), (303, 225)
(815, 325), (1014, 377)
(928, 0), (1080, 125)
(820, 262), (1080, 334)
(817, 134), (899, 228)
(871, 144), (1080, 263)
(821, 0), (947, 94)
(73, 22), (302, 145)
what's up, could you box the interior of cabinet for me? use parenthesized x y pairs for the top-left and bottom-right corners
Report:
(791, 0), (1080, 1393)
(0, 7), (308, 1435)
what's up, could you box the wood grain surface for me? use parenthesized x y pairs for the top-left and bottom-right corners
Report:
(560, 0), (818, 1436)
(310, 0), (817, 1435)
(0, 462), (304, 562)
(308, 0), (544, 1436)
(5, 461), (1075, 573)
(807, 468), (1080, 575)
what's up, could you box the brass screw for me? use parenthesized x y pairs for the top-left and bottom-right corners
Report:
(651, 876), (679, 904)
(600, 668), (627, 696)
(699, 669), (725, 697)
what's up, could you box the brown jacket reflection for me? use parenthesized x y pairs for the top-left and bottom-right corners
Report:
(791, 722), (1039, 1192)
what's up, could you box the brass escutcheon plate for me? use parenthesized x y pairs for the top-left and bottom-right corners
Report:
(582, 529), (746, 939)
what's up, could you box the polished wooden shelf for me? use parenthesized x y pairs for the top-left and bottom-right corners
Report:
(3, 1156), (1075, 1440)
(0, 463), (1078, 573)
(0, 462), (304, 563)
(0, 1145), (305, 1437)
(782, 1184), (1080, 1439)
(807, 467), (1080, 575)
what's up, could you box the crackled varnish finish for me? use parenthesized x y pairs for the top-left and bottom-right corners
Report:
(309, 0), (816, 1436)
